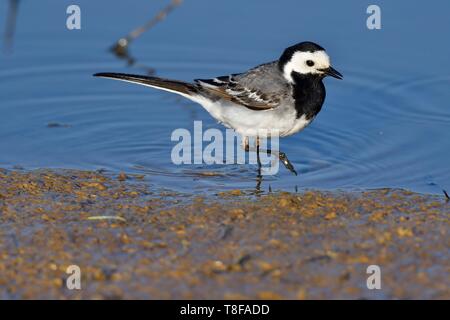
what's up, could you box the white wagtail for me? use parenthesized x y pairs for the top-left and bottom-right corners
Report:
(94, 41), (342, 175)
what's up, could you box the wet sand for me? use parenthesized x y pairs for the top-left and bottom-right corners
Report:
(0, 168), (448, 299)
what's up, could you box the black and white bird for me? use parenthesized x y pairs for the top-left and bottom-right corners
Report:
(94, 41), (342, 175)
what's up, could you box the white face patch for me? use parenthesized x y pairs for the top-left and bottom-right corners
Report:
(282, 50), (331, 83)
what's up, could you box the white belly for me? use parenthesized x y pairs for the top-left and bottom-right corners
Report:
(194, 97), (312, 137)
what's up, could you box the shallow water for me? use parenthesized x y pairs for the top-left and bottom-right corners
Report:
(1, 0), (449, 195)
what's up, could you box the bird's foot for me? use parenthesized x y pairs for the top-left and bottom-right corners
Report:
(279, 152), (298, 175)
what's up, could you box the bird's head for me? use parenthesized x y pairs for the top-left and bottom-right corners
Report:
(278, 41), (343, 83)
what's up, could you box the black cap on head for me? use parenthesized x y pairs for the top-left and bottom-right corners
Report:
(278, 41), (325, 70)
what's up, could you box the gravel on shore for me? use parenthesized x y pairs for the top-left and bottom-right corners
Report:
(0, 168), (448, 299)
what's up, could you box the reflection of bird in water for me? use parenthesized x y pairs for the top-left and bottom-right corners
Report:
(95, 42), (343, 176)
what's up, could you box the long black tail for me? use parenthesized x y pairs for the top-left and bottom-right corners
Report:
(93, 72), (199, 97)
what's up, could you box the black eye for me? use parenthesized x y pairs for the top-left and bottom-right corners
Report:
(306, 60), (315, 67)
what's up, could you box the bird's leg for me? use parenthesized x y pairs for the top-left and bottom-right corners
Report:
(271, 150), (297, 176)
(242, 136), (249, 152)
(262, 148), (297, 175)
(256, 136), (262, 177)
(255, 173), (262, 193)
(240, 136), (297, 175)
(243, 144), (298, 176)
(255, 136), (263, 192)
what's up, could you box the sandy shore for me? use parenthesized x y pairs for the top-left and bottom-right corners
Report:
(0, 168), (448, 299)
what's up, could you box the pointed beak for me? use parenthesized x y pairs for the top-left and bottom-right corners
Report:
(321, 66), (343, 80)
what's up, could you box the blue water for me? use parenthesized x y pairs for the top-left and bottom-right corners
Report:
(1, 0), (449, 194)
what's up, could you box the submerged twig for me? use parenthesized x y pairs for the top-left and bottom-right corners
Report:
(3, 0), (20, 53)
(124, 0), (183, 43)
(110, 0), (183, 74)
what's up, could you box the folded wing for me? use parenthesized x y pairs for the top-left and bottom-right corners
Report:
(195, 62), (290, 111)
